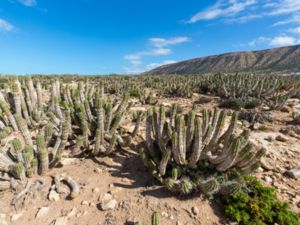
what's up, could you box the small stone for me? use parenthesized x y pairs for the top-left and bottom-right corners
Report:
(67, 208), (77, 218)
(81, 201), (89, 206)
(94, 168), (102, 174)
(36, 207), (50, 219)
(11, 213), (22, 222)
(169, 215), (174, 220)
(253, 122), (261, 130)
(177, 222), (183, 225)
(281, 106), (291, 113)
(49, 190), (60, 201)
(161, 211), (168, 217)
(60, 158), (80, 166)
(109, 187), (123, 195)
(0, 217), (8, 225)
(93, 188), (100, 193)
(89, 202), (96, 207)
(256, 167), (264, 173)
(264, 176), (273, 184)
(99, 193), (117, 211)
(191, 206), (199, 216)
(51, 216), (68, 225)
(285, 168), (300, 178)
(275, 135), (288, 142)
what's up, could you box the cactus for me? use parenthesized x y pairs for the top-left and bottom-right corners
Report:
(151, 212), (161, 225)
(140, 105), (266, 197)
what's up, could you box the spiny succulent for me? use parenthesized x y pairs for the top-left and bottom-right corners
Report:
(140, 105), (266, 197)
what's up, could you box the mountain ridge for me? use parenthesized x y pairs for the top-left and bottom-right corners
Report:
(146, 45), (300, 75)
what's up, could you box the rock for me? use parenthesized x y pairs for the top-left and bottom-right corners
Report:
(253, 122), (261, 130)
(60, 158), (80, 166)
(0, 217), (8, 225)
(109, 187), (123, 195)
(67, 207), (77, 218)
(49, 190), (60, 201)
(264, 176), (273, 184)
(89, 202), (96, 207)
(285, 168), (300, 178)
(281, 106), (291, 113)
(51, 216), (68, 225)
(11, 213), (22, 222)
(275, 135), (288, 142)
(36, 207), (50, 219)
(191, 206), (199, 216)
(261, 159), (274, 171)
(99, 193), (117, 211)
(177, 222), (183, 225)
(161, 211), (168, 217)
(94, 168), (102, 174)
(81, 201), (89, 206)
(256, 167), (264, 173)
(93, 187), (100, 193)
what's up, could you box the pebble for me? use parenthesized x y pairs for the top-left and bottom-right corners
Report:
(94, 168), (102, 174)
(49, 190), (60, 202)
(99, 193), (117, 211)
(93, 188), (100, 193)
(161, 211), (168, 217)
(275, 135), (289, 142)
(191, 206), (199, 216)
(264, 176), (273, 184)
(67, 208), (77, 218)
(81, 201), (89, 206)
(11, 213), (22, 222)
(285, 168), (300, 178)
(51, 216), (68, 225)
(36, 207), (50, 219)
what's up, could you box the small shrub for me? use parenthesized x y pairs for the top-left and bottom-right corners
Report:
(195, 96), (212, 104)
(222, 175), (300, 225)
(219, 98), (244, 110)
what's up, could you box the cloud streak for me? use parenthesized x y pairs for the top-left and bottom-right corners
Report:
(188, 0), (257, 23)
(187, 0), (300, 26)
(18, 0), (37, 7)
(124, 36), (190, 73)
(249, 35), (300, 47)
(0, 19), (14, 32)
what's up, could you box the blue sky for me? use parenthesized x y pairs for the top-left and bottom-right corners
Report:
(1, 0), (300, 74)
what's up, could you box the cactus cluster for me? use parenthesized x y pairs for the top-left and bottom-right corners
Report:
(0, 78), (143, 190)
(48, 80), (143, 158)
(140, 105), (266, 196)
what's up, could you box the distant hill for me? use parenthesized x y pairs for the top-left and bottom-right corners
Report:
(146, 45), (300, 75)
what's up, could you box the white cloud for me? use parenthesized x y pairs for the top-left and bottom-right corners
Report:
(267, 0), (300, 16)
(269, 35), (299, 46)
(288, 26), (300, 34)
(274, 14), (300, 26)
(187, 0), (300, 26)
(149, 37), (190, 48)
(0, 19), (14, 32)
(18, 0), (37, 7)
(248, 34), (300, 47)
(188, 0), (257, 23)
(124, 36), (189, 73)
(248, 36), (270, 47)
(146, 60), (177, 70)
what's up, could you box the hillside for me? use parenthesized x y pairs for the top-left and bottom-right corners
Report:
(147, 45), (300, 75)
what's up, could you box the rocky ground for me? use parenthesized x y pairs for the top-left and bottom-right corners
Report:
(0, 95), (299, 225)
